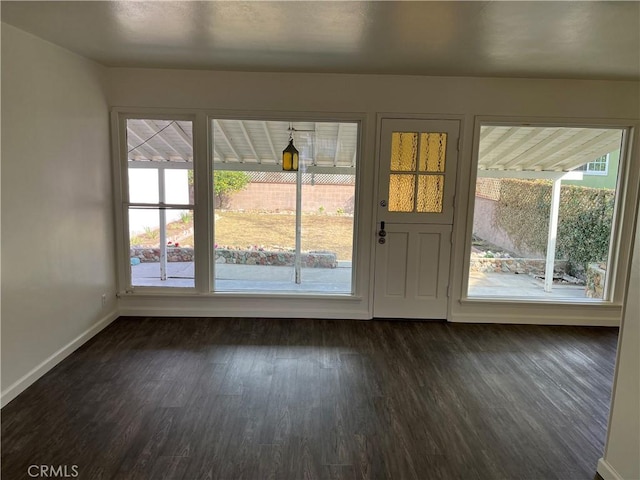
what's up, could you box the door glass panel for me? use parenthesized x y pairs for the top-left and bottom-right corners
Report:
(389, 174), (415, 212)
(417, 175), (444, 213)
(419, 133), (447, 172)
(390, 133), (418, 171)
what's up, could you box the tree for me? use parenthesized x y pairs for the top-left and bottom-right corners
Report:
(187, 170), (250, 208)
(214, 171), (250, 207)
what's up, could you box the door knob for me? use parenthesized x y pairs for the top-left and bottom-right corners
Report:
(379, 221), (386, 237)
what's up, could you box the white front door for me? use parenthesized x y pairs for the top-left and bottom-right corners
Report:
(373, 119), (460, 319)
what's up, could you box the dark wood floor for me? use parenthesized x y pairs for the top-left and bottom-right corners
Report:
(2, 317), (618, 480)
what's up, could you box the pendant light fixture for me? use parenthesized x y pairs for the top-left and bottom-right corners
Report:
(282, 126), (299, 172)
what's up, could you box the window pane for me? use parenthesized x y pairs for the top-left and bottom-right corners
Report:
(128, 169), (158, 203)
(468, 125), (623, 301)
(389, 174), (415, 212)
(211, 119), (358, 294)
(129, 208), (194, 288)
(419, 133), (447, 172)
(417, 175), (444, 213)
(164, 169), (192, 205)
(127, 119), (193, 204)
(127, 120), (193, 163)
(390, 132), (417, 171)
(302, 172), (355, 294)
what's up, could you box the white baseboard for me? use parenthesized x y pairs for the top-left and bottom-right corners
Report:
(597, 458), (624, 480)
(118, 305), (371, 320)
(450, 312), (621, 327)
(1, 310), (119, 408)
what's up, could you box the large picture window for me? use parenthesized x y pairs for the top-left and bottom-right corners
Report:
(211, 119), (357, 294)
(467, 124), (624, 301)
(119, 115), (359, 295)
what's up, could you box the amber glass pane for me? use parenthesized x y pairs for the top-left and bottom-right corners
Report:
(417, 175), (444, 213)
(391, 133), (418, 171)
(419, 133), (447, 172)
(389, 174), (415, 212)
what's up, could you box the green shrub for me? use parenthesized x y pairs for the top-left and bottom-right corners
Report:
(494, 179), (551, 254)
(493, 179), (614, 270)
(556, 186), (614, 270)
(188, 170), (250, 207)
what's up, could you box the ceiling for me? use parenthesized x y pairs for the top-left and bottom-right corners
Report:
(2, 1), (639, 80)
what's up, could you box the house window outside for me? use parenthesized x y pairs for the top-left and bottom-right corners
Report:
(576, 154), (609, 176)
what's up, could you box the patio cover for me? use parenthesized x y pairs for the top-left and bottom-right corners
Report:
(126, 120), (624, 294)
(126, 120), (357, 173)
(126, 121), (622, 175)
(478, 126), (623, 177)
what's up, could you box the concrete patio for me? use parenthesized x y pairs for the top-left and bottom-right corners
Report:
(131, 261), (353, 293)
(468, 271), (588, 299)
(131, 261), (591, 299)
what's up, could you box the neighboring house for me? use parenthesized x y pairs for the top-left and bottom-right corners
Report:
(565, 150), (620, 189)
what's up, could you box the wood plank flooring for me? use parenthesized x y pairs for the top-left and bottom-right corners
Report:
(2, 317), (618, 480)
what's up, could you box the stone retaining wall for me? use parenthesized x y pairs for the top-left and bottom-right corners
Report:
(586, 263), (606, 299)
(470, 257), (568, 276)
(130, 247), (337, 268)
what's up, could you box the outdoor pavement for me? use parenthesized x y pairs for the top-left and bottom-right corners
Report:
(468, 271), (588, 299)
(132, 261), (591, 299)
(131, 261), (353, 293)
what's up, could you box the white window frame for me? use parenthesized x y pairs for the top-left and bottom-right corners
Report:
(459, 118), (634, 306)
(578, 153), (610, 176)
(113, 113), (199, 293)
(112, 109), (365, 299)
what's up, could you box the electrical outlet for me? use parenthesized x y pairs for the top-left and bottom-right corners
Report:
(101, 293), (107, 307)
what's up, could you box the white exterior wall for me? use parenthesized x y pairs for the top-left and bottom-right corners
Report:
(1, 25), (117, 406)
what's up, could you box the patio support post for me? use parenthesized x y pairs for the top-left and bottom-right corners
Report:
(544, 177), (562, 292)
(294, 167), (302, 284)
(159, 167), (167, 281)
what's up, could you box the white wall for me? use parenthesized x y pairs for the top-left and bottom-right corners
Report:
(1, 24), (116, 405)
(598, 203), (640, 480)
(109, 68), (640, 324)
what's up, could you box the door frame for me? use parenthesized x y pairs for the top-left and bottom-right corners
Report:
(370, 113), (466, 320)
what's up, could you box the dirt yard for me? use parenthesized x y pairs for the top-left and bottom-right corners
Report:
(130, 211), (355, 260)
